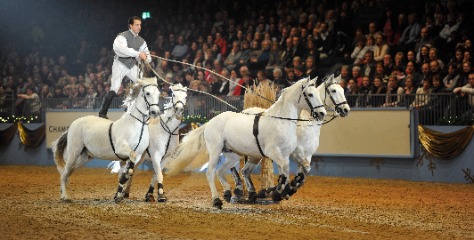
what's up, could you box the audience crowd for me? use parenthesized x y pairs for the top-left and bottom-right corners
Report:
(1, 0), (473, 123)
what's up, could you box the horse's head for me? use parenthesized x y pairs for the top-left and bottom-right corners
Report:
(300, 77), (326, 121)
(137, 77), (160, 118)
(321, 74), (350, 117)
(170, 83), (188, 119)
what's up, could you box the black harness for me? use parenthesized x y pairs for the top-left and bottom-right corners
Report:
(252, 112), (266, 157)
(251, 83), (322, 157)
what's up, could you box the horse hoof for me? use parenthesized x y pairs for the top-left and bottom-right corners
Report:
(123, 192), (129, 199)
(256, 189), (268, 198)
(114, 193), (124, 203)
(61, 198), (72, 203)
(248, 191), (257, 203)
(157, 194), (167, 202)
(233, 188), (243, 199)
(145, 193), (155, 202)
(213, 198), (223, 209)
(223, 190), (232, 203)
(271, 191), (283, 202)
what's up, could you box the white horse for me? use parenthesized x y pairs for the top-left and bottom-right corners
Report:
(163, 77), (326, 209)
(109, 83), (188, 202)
(221, 74), (351, 202)
(52, 77), (161, 202)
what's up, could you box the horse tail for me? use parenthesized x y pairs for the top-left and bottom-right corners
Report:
(163, 124), (208, 175)
(107, 161), (122, 174)
(52, 131), (68, 174)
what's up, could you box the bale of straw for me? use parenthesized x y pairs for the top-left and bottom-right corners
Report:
(243, 81), (278, 191)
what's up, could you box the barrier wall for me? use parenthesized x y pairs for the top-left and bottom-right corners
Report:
(1, 109), (473, 183)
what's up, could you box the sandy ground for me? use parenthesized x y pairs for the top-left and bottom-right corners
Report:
(0, 165), (473, 240)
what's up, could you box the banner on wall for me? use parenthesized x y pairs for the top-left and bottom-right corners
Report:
(317, 109), (415, 158)
(45, 111), (123, 148)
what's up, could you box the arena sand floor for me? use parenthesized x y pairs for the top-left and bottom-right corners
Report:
(0, 165), (473, 239)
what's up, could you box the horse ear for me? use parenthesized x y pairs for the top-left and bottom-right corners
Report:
(334, 74), (341, 83)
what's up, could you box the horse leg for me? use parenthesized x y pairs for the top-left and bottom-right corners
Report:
(118, 161), (133, 198)
(60, 148), (87, 202)
(115, 160), (135, 203)
(266, 152), (290, 202)
(218, 152), (240, 203)
(241, 159), (259, 203)
(230, 167), (244, 201)
(290, 146), (311, 174)
(155, 164), (167, 202)
(206, 148), (224, 209)
(148, 149), (167, 202)
(144, 174), (157, 202)
(123, 173), (133, 198)
(122, 153), (146, 199)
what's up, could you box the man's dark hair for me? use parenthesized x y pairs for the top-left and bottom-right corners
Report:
(128, 16), (142, 26)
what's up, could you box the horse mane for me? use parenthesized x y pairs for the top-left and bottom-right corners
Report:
(123, 77), (158, 108)
(265, 77), (308, 113)
(170, 83), (185, 92)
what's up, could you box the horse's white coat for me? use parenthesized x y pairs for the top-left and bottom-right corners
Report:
(52, 77), (160, 201)
(110, 84), (188, 199)
(163, 77), (326, 205)
(216, 75), (351, 195)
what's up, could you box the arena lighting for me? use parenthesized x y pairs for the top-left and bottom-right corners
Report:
(142, 11), (151, 19)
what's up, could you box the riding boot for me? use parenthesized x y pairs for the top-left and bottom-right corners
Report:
(98, 91), (116, 119)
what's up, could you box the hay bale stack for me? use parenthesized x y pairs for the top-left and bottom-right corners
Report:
(243, 81), (278, 192)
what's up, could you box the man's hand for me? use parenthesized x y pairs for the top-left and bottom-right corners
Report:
(138, 52), (147, 61)
(453, 87), (462, 94)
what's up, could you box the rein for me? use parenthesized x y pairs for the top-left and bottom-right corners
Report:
(147, 55), (275, 107)
(240, 112), (319, 123)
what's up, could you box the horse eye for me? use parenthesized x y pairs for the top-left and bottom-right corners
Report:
(146, 92), (150, 96)
(308, 93), (313, 97)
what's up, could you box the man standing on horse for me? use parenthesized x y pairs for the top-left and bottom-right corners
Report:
(99, 16), (151, 119)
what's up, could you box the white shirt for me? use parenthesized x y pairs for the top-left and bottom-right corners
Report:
(113, 30), (151, 63)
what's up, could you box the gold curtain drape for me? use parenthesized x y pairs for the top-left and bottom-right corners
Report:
(418, 125), (474, 160)
(17, 123), (46, 148)
(0, 123), (18, 147)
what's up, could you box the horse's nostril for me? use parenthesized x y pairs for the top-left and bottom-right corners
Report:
(151, 111), (156, 115)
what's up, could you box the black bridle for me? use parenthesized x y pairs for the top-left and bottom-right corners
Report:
(298, 83), (325, 120)
(323, 81), (348, 115)
(162, 88), (187, 117)
(130, 84), (160, 123)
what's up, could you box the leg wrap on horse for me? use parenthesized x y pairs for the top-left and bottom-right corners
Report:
(157, 183), (164, 195)
(271, 174), (287, 201)
(223, 190), (232, 203)
(126, 160), (135, 176)
(147, 186), (154, 194)
(145, 186), (155, 202)
(156, 183), (167, 202)
(99, 91), (116, 118)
